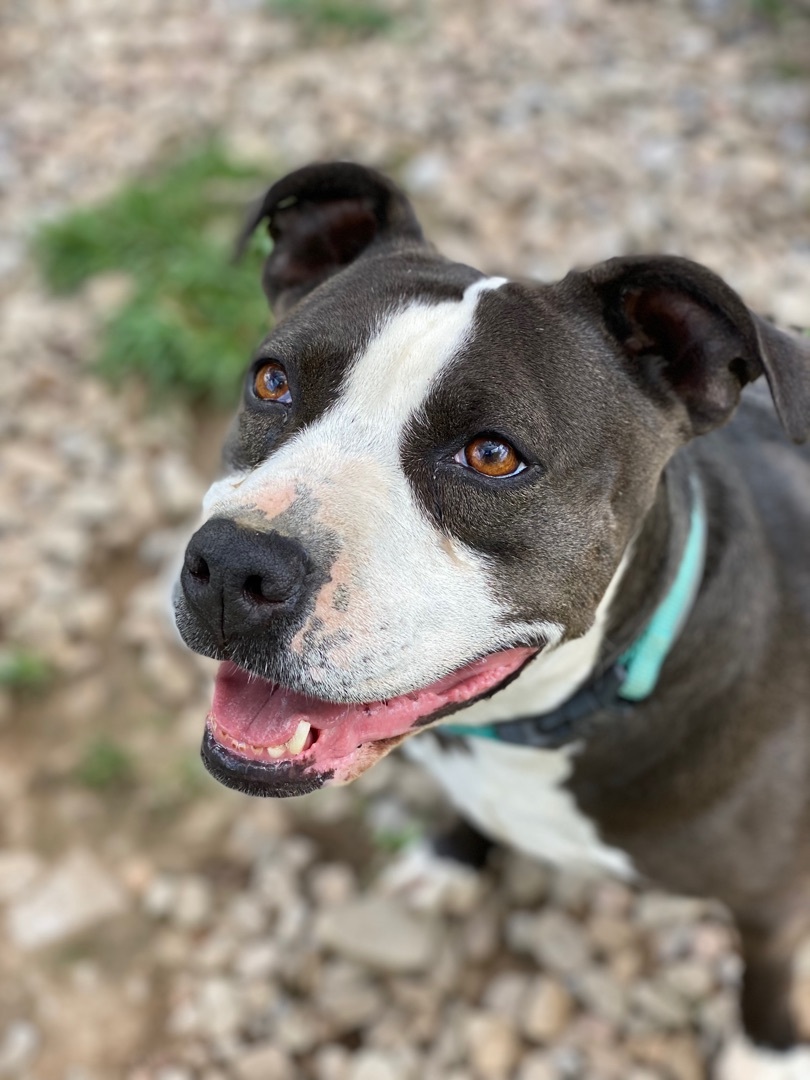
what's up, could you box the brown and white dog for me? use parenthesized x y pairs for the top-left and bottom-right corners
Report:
(174, 163), (810, 1075)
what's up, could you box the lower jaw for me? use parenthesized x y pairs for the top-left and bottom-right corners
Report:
(200, 729), (332, 798)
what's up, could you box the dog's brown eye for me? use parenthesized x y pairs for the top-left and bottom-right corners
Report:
(254, 362), (291, 403)
(457, 436), (526, 478)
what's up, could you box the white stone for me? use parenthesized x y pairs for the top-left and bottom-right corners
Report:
(0, 851), (44, 903)
(315, 896), (439, 974)
(6, 849), (126, 950)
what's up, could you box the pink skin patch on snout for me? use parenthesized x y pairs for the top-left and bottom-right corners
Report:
(208, 646), (539, 780)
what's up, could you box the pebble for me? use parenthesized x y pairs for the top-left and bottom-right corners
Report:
(0, 1021), (40, 1074)
(232, 1044), (294, 1080)
(6, 849), (126, 950)
(573, 967), (628, 1027)
(507, 909), (592, 975)
(315, 896), (439, 974)
(348, 1049), (415, 1080)
(463, 1012), (521, 1080)
(630, 981), (692, 1029)
(316, 963), (383, 1030)
(0, 850), (44, 903)
(515, 1053), (557, 1080)
(519, 976), (575, 1044)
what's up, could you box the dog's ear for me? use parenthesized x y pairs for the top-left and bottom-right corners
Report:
(236, 162), (425, 316)
(581, 255), (810, 443)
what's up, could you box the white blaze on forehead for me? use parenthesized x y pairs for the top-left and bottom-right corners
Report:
(200, 274), (563, 701)
(338, 275), (508, 436)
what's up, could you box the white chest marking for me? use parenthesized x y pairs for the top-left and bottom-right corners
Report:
(407, 736), (633, 878)
(406, 552), (637, 880)
(715, 1036), (810, 1080)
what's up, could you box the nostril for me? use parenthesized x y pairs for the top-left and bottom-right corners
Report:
(188, 555), (210, 584)
(243, 574), (266, 604)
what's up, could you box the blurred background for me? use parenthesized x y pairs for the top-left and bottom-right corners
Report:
(1, 1), (810, 1077)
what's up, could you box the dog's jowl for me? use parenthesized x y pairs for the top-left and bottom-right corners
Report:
(175, 161), (810, 1056)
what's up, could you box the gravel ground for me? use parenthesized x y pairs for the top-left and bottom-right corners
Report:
(1, 1), (810, 1077)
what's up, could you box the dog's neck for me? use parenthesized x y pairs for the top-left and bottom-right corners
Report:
(602, 456), (698, 675)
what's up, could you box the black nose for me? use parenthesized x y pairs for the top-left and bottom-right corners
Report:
(180, 517), (309, 645)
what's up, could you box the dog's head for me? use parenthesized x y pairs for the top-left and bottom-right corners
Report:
(174, 162), (810, 797)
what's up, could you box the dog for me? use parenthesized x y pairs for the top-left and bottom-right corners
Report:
(174, 162), (810, 1074)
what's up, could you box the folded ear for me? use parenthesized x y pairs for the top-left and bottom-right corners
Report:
(582, 255), (810, 443)
(236, 161), (425, 316)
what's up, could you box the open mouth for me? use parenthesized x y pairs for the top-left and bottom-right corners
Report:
(201, 646), (540, 797)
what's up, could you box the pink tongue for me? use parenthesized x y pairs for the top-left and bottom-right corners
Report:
(212, 648), (538, 748)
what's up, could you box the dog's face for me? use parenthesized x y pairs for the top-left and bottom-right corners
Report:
(174, 162), (810, 797)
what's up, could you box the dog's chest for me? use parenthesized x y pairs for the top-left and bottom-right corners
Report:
(405, 733), (635, 879)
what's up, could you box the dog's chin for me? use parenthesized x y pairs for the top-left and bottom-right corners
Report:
(199, 646), (541, 798)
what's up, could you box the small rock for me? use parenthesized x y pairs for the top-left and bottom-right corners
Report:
(589, 915), (638, 955)
(461, 903), (501, 963)
(315, 896), (439, 974)
(151, 454), (203, 521)
(507, 910), (591, 975)
(140, 646), (198, 708)
(515, 1052), (557, 1080)
(636, 894), (708, 929)
(195, 978), (242, 1042)
(463, 1012), (521, 1080)
(573, 967), (627, 1027)
(591, 880), (635, 918)
(697, 993), (737, 1040)
(316, 962), (382, 1030)
(273, 1005), (322, 1055)
(6, 849), (126, 949)
(313, 1045), (351, 1080)
(309, 862), (357, 908)
(483, 972), (530, 1017)
(501, 853), (551, 906)
(62, 590), (112, 640)
(348, 1049), (415, 1080)
(0, 850), (44, 903)
(549, 869), (594, 914)
(662, 960), (715, 1003)
(233, 1044), (294, 1080)
(690, 921), (734, 965)
(627, 1033), (703, 1080)
(0, 1020), (40, 1074)
(380, 844), (483, 916)
(630, 981), (691, 1029)
(143, 875), (177, 920)
(520, 975), (574, 1043)
(172, 877), (214, 930)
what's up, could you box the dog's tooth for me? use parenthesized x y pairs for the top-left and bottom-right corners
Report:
(285, 720), (311, 756)
(266, 744), (286, 759)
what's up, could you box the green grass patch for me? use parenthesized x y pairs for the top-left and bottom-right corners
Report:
(0, 649), (52, 694)
(75, 736), (136, 791)
(267, 0), (395, 39)
(372, 821), (423, 854)
(34, 143), (272, 406)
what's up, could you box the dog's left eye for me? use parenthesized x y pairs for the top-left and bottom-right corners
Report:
(454, 435), (527, 478)
(253, 362), (292, 404)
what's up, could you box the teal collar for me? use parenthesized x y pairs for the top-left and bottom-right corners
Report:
(442, 473), (707, 745)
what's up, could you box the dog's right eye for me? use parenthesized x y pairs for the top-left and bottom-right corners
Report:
(253, 362), (292, 404)
(455, 435), (527, 478)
